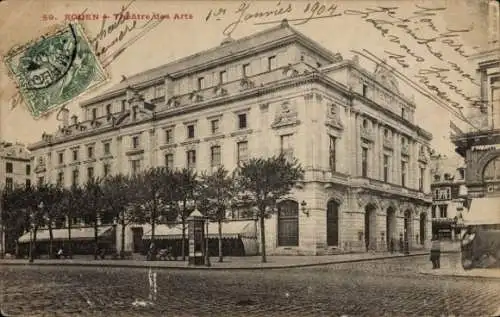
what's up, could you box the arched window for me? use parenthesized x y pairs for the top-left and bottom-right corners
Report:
(277, 200), (299, 246)
(483, 156), (500, 181)
(327, 200), (339, 246)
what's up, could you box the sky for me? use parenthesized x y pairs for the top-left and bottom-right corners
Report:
(0, 0), (495, 158)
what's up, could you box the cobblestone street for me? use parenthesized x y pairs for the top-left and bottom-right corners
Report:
(1, 254), (499, 317)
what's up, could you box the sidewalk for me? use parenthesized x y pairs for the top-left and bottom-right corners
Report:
(419, 253), (500, 279)
(0, 251), (428, 270)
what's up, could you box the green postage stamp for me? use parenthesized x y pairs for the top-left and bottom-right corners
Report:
(4, 23), (107, 118)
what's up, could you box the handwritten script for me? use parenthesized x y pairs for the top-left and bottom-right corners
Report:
(205, 1), (483, 121)
(89, 0), (164, 68)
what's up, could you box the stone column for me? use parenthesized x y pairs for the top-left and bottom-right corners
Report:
(355, 113), (361, 176)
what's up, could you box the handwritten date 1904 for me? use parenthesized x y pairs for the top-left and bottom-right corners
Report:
(206, 1), (341, 36)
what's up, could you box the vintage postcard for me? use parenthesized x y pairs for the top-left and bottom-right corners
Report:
(0, 0), (499, 316)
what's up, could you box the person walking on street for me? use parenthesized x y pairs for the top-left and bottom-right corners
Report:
(430, 235), (441, 269)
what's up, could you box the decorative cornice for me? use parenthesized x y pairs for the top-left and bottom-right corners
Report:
(204, 134), (226, 142)
(230, 129), (253, 138)
(126, 149), (145, 156)
(180, 139), (201, 146)
(159, 143), (178, 150)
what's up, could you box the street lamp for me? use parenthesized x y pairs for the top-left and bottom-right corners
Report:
(205, 215), (211, 267)
(301, 200), (309, 217)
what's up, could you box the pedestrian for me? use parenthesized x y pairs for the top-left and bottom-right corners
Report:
(430, 235), (441, 269)
(57, 248), (64, 259)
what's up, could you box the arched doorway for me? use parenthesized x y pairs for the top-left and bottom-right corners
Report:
(326, 200), (340, 246)
(277, 200), (299, 247)
(404, 210), (412, 248)
(364, 204), (377, 250)
(386, 207), (396, 250)
(419, 213), (427, 245)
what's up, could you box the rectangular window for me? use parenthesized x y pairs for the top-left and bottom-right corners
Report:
(58, 152), (64, 164)
(268, 56), (277, 71)
(187, 150), (196, 169)
(210, 146), (221, 167)
(401, 161), (407, 187)
(237, 141), (248, 163)
(92, 108), (97, 120)
(383, 155), (389, 182)
(329, 136), (336, 172)
(5, 162), (12, 173)
(439, 205), (448, 218)
(25, 179), (31, 189)
(431, 205), (436, 218)
(103, 163), (111, 177)
(419, 167), (425, 191)
(197, 77), (205, 90)
(132, 136), (140, 149)
(165, 154), (174, 170)
(72, 149), (79, 161)
(219, 71), (227, 84)
(103, 143), (111, 155)
(38, 177), (44, 186)
(242, 63), (250, 77)
(87, 167), (94, 181)
(5, 177), (13, 190)
(238, 113), (247, 129)
(211, 119), (220, 134)
(87, 146), (94, 159)
(401, 108), (406, 119)
(106, 104), (111, 116)
(280, 134), (294, 161)
(72, 169), (79, 186)
(121, 100), (126, 112)
(361, 147), (368, 178)
(26, 164), (31, 175)
(362, 84), (368, 97)
(187, 124), (195, 139)
(155, 85), (165, 98)
(131, 160), (141, 175)
(165, 129), (173, 144)
(57, 172), (64, 186)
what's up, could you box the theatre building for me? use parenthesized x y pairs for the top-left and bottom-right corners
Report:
(28, 21), (432, 256)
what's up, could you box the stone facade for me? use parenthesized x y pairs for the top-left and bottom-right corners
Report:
(0, 141), (31, 190)
(430, 154), (467, 240)
(28, 22), (432, 255)
(452, 47), (500, 200)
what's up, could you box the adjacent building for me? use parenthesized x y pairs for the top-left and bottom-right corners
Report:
(451, 45), (500, 226)
(27, 21), (433, 256)
(0, 141), (31, 190)
(430, 154), (468, 240)
(0, 141), (31, 257)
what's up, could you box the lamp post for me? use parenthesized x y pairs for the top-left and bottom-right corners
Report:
(205, 215), (211, 267)
(301, 200), (309, 217)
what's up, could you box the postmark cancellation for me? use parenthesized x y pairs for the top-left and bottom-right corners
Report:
(4, 23), (107, 118)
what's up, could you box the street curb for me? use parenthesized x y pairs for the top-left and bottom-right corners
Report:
(418, 271), (500, 280)
(0, 252), (429, 271)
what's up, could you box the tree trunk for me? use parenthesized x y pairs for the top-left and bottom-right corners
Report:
(150, 206), (156, 261)
(218, 220), (223, 262)
(181, 220), (186, 261)
(94, 220), (99, 260)
(48, 220), (54, 259)
(259, 214), (267, 263)
(120, 216), (126, 259)
(67, 215), (72, 259)
(32, 228), (38, 260)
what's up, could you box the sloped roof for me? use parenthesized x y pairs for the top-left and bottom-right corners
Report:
(81, 21), (341, 106)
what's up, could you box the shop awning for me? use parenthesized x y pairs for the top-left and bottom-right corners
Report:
(463, 197), (500, 225)
(143, 221), (257, 240)
(18, 226), (113, 243)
